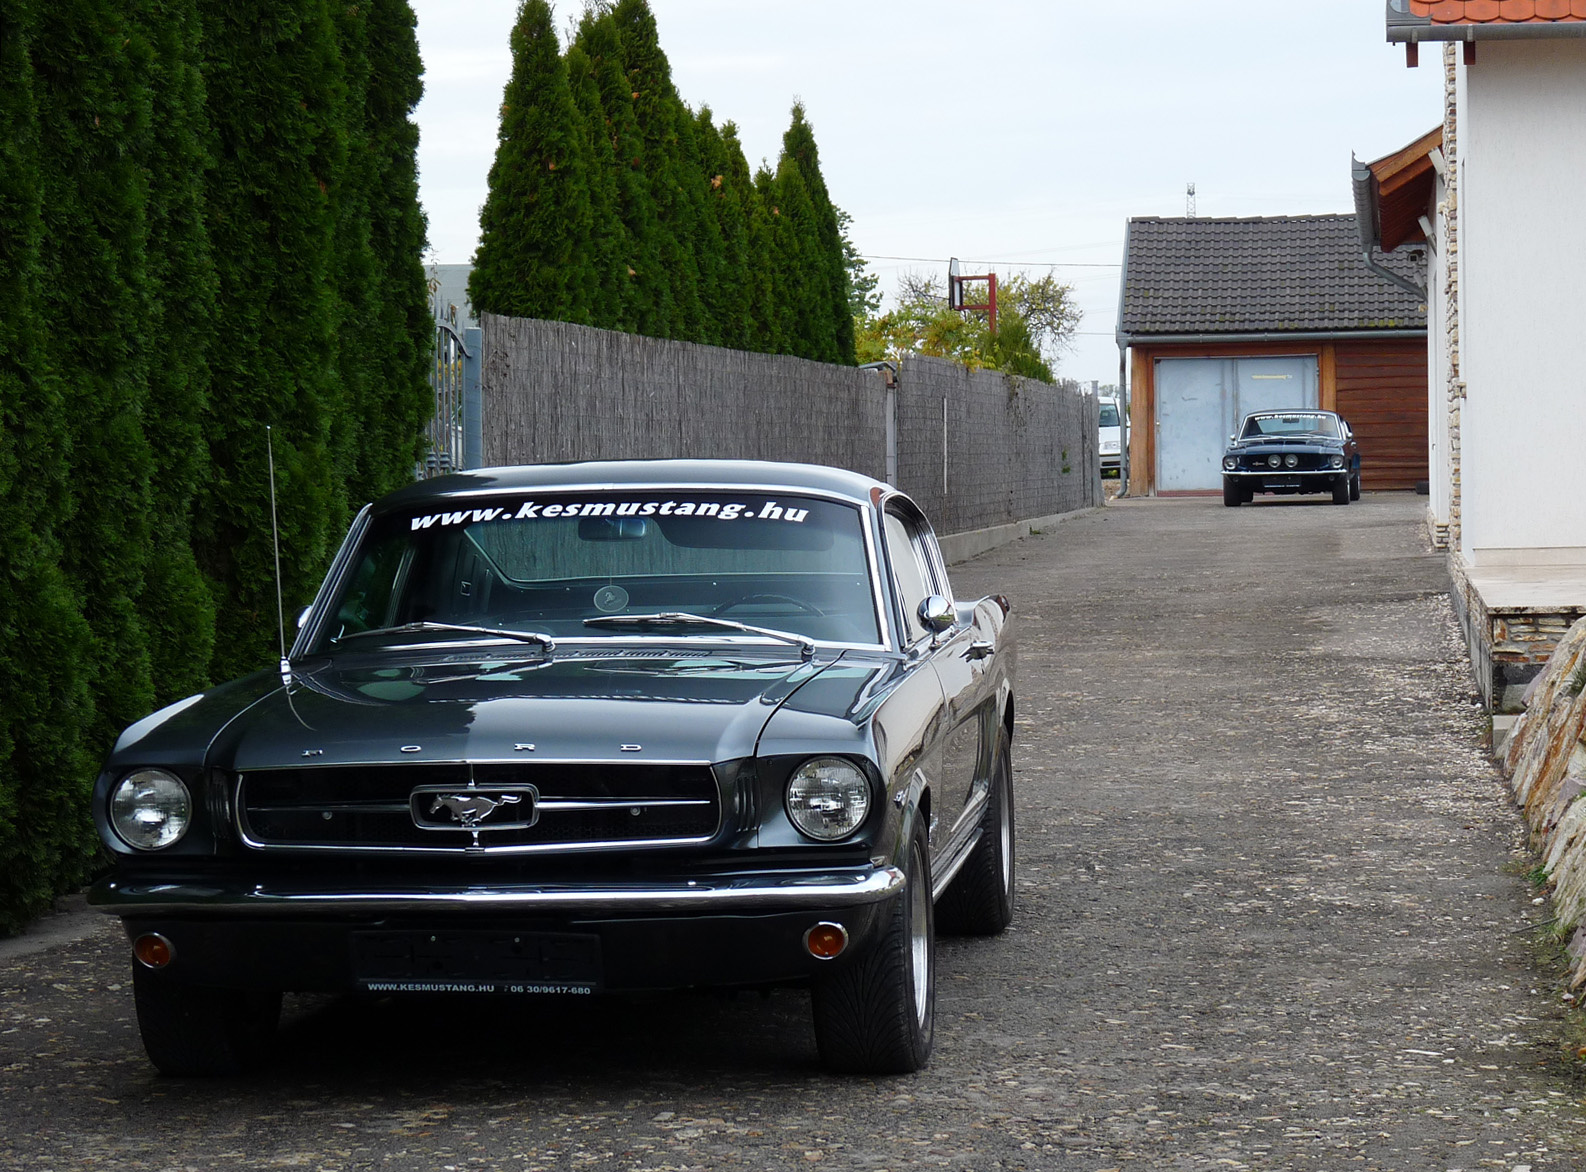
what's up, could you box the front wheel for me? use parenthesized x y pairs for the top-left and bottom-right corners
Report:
(1223, 476), (1242, 507)
(133, 965), (281, 1076)
(937, 728), (1015, 935)
(811, 820), (934, 1074)
(1349, 471), (1361, 501)
(1332, 476), (1350, 505)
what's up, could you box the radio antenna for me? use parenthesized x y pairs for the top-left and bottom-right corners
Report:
(266, 427), (291, 686)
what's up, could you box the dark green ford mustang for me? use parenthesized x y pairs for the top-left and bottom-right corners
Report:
(91, 460), (1017, 1076)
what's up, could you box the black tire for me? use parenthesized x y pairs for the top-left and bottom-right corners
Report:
(1222, 477), (1241, 507)
(133, 965), (281, 1076)
(1349, 471), (1361, 501)
(936, 729), (1015, 936)
(811, 820), (934, 1074)
(1331, 476), (1350, 505)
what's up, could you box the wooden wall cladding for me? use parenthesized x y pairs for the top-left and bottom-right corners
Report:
(1334, 339), (1429, 491)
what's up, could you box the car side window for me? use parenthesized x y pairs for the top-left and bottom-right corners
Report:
(883, 509), (935, 645)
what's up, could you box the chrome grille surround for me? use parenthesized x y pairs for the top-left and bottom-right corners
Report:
(236, 761), (722, 854)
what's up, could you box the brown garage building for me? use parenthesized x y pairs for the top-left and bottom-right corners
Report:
(1116, 214), (1428, 496)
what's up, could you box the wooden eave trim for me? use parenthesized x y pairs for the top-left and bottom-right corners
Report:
(1367, 128), (1442, 186)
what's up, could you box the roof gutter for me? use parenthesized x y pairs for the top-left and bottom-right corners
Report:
(1117, 328), (1425, 348)
(1388, 21), (1586, 42)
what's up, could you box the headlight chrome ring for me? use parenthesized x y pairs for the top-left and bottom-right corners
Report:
(110, 769), (192, 851)
(786, 757), (872, 841)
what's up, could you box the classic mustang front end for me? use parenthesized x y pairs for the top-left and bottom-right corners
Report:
(91, 460), (1017, 1076)
(1221, 410), (1360, 507)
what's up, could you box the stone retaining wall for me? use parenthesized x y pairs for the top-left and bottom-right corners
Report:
(1503, 615), (1586, 987)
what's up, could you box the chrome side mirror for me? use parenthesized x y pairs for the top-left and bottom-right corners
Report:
(918, 594), (956, 635)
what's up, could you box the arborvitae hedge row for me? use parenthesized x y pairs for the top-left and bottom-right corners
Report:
(0, 0), (431, 933)
(474, 0), (854, 363)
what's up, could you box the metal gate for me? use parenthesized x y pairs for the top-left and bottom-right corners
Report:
(1155, 356), (1317, 492)
(421, 314), (482, 478)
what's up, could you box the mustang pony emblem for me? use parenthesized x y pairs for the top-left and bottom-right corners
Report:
(429, 792), (521, 828)
(410, 783), (539, 834)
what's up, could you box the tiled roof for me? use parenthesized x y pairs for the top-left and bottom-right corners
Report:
(1117, 215), (1427, 340)
(1387, 0), (1586, 37)
(1409, 0), (1586, 22)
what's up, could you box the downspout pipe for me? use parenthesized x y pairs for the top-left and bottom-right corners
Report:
(1352, 153), (1428, 301)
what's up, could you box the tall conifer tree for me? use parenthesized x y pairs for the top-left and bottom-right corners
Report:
(33, 0), (158, 746)
(470, 0), (594, 323)
(780, 103), (855, 364)
(574, 8), (665, 334)
(566, 40), (628, 329)
(611, 0), (704, 341)
(0, 0), (96, 933)
(358, 0), (431, 503)
(696, 111), (750, 351)
(753, 164), (795, 355)
(140, 0), (218, 702)
(331, 0), (379, 497)
(195, 0), (350, 681)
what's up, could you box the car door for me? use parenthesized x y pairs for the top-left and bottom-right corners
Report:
(879, 505), (950, 852)
(917, 530), (997, 856)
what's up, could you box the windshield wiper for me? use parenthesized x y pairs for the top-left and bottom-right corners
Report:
(332, 621), (556, 652)
(583, 612), (815, 660)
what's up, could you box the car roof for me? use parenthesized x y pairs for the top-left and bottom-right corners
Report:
(371, 459), (890, 514)
(1243, 409), (1338, 418)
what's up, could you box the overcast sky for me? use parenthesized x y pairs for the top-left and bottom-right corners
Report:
(409, 0), (1443, 386)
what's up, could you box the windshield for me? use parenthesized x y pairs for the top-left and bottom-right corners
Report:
(1240, 413), (1338, 439)
(310, 491), (881, 651)
(1098, 402), (1120, 428)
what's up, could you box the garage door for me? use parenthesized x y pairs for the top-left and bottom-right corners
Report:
(1156, 356), (1318, 492)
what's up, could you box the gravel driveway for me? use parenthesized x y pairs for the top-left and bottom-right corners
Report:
(3, 492), (1581, 1170)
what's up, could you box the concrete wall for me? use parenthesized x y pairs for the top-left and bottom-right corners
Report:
(1459, 41), (1586, 567)
(479, 315), (1100, 550)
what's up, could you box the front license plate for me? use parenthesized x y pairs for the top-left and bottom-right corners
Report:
(353, 930), (601, 995)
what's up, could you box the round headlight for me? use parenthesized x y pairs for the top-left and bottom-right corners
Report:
(1330, 454), (1345, 468)
(110, 769), (192, 851)
(786, 757), (871, 841)
(1284, 453), (1298, 469)
(1222, 456), (1237, 471)
(1267, 454), (1281, 469)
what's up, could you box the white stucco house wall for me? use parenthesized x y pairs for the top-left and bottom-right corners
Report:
(1381, 1), (1586, 710)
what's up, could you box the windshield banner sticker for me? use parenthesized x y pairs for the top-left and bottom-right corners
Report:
(410, 499), (811, 531)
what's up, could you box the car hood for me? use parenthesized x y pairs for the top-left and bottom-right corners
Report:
(111, 650), (861, 772)
(1227, 434), (1343, 453)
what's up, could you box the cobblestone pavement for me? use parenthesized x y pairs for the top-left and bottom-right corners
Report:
(4, 493), (1584, 1170)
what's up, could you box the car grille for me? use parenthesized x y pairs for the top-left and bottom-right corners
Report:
(237, 763), (722, 853)
(1241, 454), (1331, 472)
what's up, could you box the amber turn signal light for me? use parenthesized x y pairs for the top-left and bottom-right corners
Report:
(132, 933), (175, 969)
(803, 922), (848, 960)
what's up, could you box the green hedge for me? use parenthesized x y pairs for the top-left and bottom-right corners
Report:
(0, 0), (431, 935)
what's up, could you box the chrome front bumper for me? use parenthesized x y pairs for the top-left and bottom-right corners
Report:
(89, 865), (905, 918)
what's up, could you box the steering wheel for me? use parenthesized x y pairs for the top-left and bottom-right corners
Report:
(712, 592), (824, 617)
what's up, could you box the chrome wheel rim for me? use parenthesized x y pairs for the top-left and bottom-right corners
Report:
(909, 851), (930, 1027)
(999, 779), (1013, 895)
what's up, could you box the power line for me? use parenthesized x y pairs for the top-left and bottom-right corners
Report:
(862, 253), (1121, 269)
